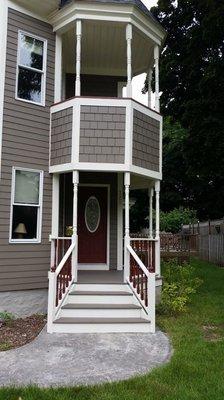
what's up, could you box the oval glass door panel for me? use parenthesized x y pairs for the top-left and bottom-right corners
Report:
(85, 196), (101, 233)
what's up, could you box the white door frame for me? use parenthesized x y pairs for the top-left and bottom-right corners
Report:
(78, 184), (110, 271)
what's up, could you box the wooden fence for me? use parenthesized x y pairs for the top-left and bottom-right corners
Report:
(198, 234), (224, 266)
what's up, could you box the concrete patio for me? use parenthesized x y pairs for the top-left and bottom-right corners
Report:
(0, 327), (171, 387)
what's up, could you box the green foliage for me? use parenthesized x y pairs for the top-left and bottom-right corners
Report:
(0, 311), (14, 322)
(160, 207), (197, 233)
(158, 260), (202, 315)
(151, 1), (224, 220)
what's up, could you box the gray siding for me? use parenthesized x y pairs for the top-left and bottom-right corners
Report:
(0, 9), (55, 291)
(132, 110), (160, 171)
(51, 108), (72, 166)
(79, 106), (126, 163)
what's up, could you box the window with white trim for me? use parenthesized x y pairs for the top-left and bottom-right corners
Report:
(16, 32), (47, 105)
(10, 168), (43, 243)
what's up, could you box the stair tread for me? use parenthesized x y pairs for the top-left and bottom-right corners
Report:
(54, 317), (150, 324)
(69, 291), (132, 296)
(62, 303), (141, 310)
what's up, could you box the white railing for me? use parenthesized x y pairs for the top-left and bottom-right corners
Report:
(126, 242), (156, 333)
(47, 238), (76, 333)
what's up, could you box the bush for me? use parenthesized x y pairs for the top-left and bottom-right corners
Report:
(160, 208), (197, 233)
(158, 260), (202, 315)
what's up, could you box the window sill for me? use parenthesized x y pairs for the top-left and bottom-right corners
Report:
(9, 239), (41, 244)
(15, 96), (46, 108)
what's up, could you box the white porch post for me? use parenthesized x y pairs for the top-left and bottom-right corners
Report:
(54, 33), (62, 103)
(124, 172), (130, 282)
(148, 68), (153, 109)
(72, 170), (79, 281)
(126, 24), (132, 98)
(75, 20), (82, 97)
(50, 174), (60, 269)
(154, 45), (160, 112)
(149, 187), (154, 239)
(155, 180), (161, 276)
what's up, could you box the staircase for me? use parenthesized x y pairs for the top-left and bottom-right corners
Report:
(52, 283), (152, 333)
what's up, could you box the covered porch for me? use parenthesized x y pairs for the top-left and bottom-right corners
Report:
(47, 170), (160, 333)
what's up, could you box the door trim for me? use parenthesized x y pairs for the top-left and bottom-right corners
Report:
(77, 184), (110, 270)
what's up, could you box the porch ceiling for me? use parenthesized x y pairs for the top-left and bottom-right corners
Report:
(13, 0), (59, 17)
(63, 20), (154, 76)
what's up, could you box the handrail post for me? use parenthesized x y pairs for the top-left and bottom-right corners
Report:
(124, 172), (130, 282)
(148, 272), (156, 333)
(47, 271), (56, 333)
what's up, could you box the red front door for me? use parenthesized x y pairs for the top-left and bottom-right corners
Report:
(78, 187), (108, 264)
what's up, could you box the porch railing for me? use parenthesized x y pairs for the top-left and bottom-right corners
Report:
(126, 239), (156, 332)
(47, 237), (76, 333)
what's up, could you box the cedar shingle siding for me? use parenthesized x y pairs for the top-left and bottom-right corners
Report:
(79, 106), (126, 164)
(51, 108), (73, 166)
(132, 109), (160, 172)
(0, 9), (55, 291)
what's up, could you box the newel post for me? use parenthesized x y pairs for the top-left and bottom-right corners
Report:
(154, 45), (160, 112)
(72, 170), (79, 281)
(75, 20), (82, 97)
(155, 180), (161, 276)
(126, 24), (132, 98)
(124, 172), (130, 282)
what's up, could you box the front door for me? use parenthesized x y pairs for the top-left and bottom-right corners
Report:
(78, 186), (108, 265)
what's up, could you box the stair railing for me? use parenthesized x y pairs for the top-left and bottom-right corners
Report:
(47, 237), (76, 333)
(126, 241), (156, 333)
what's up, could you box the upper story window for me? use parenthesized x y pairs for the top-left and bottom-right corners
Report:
(16, 32), (47, 106)
(10, 168), (44, 243)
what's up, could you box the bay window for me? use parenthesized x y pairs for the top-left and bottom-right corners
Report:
(10, 168), (43, 243)
(16, 31), (47, 105)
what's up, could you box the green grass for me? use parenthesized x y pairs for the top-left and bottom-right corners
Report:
(0, 258), (224, 400)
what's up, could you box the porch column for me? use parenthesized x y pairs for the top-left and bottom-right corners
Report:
(154, 45), (160, 112)
(75, 20), (82, 97)
(148, 68), (153, 109)
(155, 180), (161, 276)
(54, 33), (62, 103)
(149, 187), (154, 239)
(72, 170), (79, 281)
(124, 172), (130, 282)
(126, 24), (132, 98)
(50, 174), (60, 269)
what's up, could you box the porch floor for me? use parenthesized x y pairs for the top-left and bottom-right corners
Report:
(77, 270), (123, 284)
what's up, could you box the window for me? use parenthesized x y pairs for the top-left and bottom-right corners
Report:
(16, 32), (47, 105)
(10, 168), (43, 243)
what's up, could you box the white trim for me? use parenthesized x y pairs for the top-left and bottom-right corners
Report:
(54, 33), (62, 103)
(117, 173), (123, 271)
(15, 30), (48, 107)
(7, 0), (48, 23)
(159, 117), (163, 175)
(78, 263), (109, 271)
(51, 174), (60, 237)
(0, 0), (8, 179)
(125, 101), (133, 167)
(72, 102), (80, 163)
(9, 167), (44, 244)
(78, 184), (110, 270)
(49, 3), (165, 45)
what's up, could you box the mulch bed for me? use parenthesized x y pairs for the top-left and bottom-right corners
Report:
(0, 314), (46, 351)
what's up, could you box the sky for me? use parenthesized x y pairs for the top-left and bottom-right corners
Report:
(132, 0), (159, 106)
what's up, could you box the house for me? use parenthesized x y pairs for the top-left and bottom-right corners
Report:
(0, 0), (166, 333)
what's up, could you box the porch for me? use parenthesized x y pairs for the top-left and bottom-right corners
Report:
(47, 171), (161, 333)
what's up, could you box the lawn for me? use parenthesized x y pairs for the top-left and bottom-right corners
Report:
(0, 258), (224, 400)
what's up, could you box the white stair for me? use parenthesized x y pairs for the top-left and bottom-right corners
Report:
(52, 283), (152, 333)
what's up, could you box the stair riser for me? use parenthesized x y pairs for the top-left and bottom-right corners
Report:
(50, 323), (153, 334)
(67, 295), (135, 304)
(73, 284), (129, 292)
(59, 308), (142, 318)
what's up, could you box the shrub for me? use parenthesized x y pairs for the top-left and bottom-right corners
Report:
(160, 208), (197, 233)
(158, 260), (202, 315)
(0, 311), (14, 322)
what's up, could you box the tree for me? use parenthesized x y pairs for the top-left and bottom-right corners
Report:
(150, 0), (224, 219)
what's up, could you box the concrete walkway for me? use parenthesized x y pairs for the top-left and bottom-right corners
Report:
(0, 327), (171, 387)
